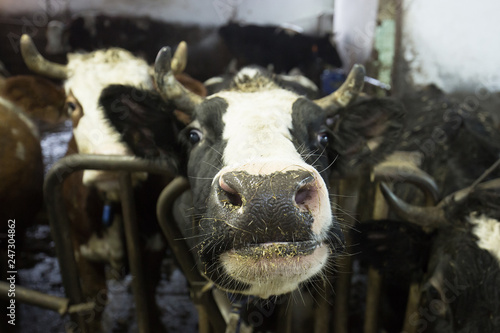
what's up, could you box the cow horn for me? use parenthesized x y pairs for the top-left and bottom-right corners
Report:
(171, 41), (187, 75)
(379, 182), (448, 229)
(374, 164), (440, 204)
(154, 44), (204, 113)
(314, 64), (365, 109)
(20, 34), (67, 79)
(380, 177), (500, 230)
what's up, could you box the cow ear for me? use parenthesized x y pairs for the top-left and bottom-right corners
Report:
(99, 84), (186, 162)
(327, 98), (405, 173)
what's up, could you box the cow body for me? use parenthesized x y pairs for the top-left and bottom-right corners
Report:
(357, 86), (500, 332)
(0, 74), (66, 332)
(101, 46), (405, 306)
(421, 192), (500, 333)
(0, 75), (66, 235)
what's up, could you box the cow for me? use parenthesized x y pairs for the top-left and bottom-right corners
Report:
(98, 43), (405, 308)
(354, 86), (500, 332)
(0, 74), (66, 332)
(19, 34), (205, 331)
(379, 177), (500, 333)
(0, 74), (66, 236)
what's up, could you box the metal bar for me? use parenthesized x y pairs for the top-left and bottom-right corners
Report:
(156, 176), (226, 332)
(0, 281), (95, 315)
(119, 172), (150, 333)
(45, 159), (88, 332)
(364, 184), (389, 333)
(363, 268), (382, 333)
(44, 154), (176, 332)
(402, 282), (421, 333)
(333, 178), (361, 333)
(0, 281), (69, 314)
(156, 177), (199, 283)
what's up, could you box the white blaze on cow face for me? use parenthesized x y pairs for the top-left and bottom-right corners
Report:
(64, 49), (153, 189)
(470, 213), (500, 264)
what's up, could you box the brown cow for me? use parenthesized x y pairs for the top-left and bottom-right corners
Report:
(0, 74), (66, 332)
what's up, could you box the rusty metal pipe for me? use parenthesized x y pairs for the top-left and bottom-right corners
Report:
(156, 177), (196, 281)
(0, 281), (69, 314)
(0, 281), (95, 315)
(44, 154), (175, 332)
(119, 172), (150, 333)
(156, 176), (226, 332)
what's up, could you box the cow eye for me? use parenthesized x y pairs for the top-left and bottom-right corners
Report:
(66, 101), (77, 115)
(189, 129), (203, 144)
(317, 132), (329, 146)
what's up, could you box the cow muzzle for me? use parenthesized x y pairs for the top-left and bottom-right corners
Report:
(199, 167), (341, 297)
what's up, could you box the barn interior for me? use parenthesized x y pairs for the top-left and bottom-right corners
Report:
(1, 0), (499, 332)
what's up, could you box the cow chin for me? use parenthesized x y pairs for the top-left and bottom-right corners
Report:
(220, 242), (330, 299)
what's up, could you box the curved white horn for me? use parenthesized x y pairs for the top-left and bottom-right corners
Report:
(314, 64), (365, 109)
(20, 34), (67, 79)
(154, 45), (204, 113)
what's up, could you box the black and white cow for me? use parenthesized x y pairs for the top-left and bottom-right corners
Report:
(355, 86), (500, 332)
(99, 46), (405, 300)
(380, 179), (500, 333)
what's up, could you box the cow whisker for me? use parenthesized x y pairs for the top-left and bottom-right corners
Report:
(317, 154), (339, 174)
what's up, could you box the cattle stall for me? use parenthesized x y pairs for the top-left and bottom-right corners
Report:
(1, 1), (500, 333)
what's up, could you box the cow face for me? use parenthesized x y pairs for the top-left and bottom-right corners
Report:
(100, 60), (404, 298)
(20, 35), (153, 192)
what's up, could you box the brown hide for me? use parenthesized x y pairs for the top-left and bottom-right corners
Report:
(0, 75), (66, 233)
(0, 104), (43, 233)
(0, 75), (66, 124)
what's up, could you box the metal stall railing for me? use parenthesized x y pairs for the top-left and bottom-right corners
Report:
(5, 151), (443, 332)
(364, 154), (440, 333)
(44, 154), (175, 332)
(42, 154), (224, 333)
(332, 153), (440, 333)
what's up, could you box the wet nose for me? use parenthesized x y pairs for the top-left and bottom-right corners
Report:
(218, 170), (320, 211)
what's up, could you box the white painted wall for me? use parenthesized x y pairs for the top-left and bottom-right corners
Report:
(402, 0), (500, 93)
(333, 0), (379, 72)
(0, 0), (335, 34)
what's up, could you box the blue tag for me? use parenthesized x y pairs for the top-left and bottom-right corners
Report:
(102, 203), (113, 227)
(321, 69), (346, 94)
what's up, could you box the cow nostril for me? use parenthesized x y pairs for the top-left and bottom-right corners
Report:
(295, 184), (317, 211)
(225, 191), (243, 207)
(219, 175), (243, 207)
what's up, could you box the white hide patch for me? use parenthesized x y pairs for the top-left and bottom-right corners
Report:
(216, 89), (303, 170)
(64, 48), (153, 156)
(469, 213), (500, 264)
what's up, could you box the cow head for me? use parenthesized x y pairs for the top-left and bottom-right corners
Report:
(99, 46), (405, 298)
(19, 35), (190, 192)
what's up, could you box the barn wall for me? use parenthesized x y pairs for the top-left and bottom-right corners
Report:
(333, 0), (380, 72)
(401, 0), (500, 93)
(0, 0), (335, 33)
